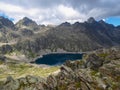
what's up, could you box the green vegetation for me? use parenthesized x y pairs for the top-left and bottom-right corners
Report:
(0, 61), (4, 65)
(75, 82), (81, 88)
(27, 50), (37, 58)
(0, 62), (59, 81)
(8, 50), (22, 55)
(58, 84), (67, 90)
(90, 70), (98, 76)
(97, 53), (109, 59)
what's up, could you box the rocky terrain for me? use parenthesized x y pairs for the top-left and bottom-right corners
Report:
(0, 47), (120, 90)
(0, 16), (120, 90)
(0, 16), (120, 61)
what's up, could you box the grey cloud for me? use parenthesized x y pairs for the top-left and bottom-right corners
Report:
(0, 0), (120, 24)
(1, 0), (66, 8)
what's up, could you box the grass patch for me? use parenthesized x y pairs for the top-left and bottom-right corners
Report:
(75, 82), (81, 88)
(97, 53), (109, 59)
(0, 62), (59, 81)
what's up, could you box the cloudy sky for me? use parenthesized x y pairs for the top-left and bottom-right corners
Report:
(0, 0), (120, 25)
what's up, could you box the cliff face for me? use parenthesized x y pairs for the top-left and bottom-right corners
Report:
(0, 16), (120, 59)
(14, 18), (120, 55)
(1, 48), (120, 90)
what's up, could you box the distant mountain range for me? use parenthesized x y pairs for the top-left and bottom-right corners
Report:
(0, 16), (120, 59)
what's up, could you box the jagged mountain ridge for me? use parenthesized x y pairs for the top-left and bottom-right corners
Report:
(0, 16), (120, 58)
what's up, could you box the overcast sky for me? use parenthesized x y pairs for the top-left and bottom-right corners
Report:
(0, 0), (120, 25)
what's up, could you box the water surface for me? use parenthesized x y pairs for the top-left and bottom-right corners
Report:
(34, 53), (83, 65)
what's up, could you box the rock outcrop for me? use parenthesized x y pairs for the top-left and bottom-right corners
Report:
(1, 48), (120, 90)
(0, 16), (14, 29)
(84, 54), (104, 70)
(1, 16), (120, 59)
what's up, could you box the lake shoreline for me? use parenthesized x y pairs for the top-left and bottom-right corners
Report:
(32, 52), (83, 65)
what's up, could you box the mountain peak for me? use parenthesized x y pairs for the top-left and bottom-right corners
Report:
(99, 20), (106, 24)
(99, 20), (115, 29)
(23, 17), (30, 19)
(22, 17), (32, 22)
(72, 22), (81, 27)
(15, 17), (38, 29)
(59, 22), (71, 27)
(87, 17), (96, 23)
(74, 22), (80, 25)
(0, 16), (14, 28)
(20, 17), (37, 26)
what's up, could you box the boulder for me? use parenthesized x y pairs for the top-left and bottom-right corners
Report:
(26, 75), (38, 84)
(85, 54), (104, 70)
(46, 75), (57, 89)
(3, 76), (20, 90)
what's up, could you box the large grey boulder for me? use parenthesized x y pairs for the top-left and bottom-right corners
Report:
(85, 54), (104, 70)
(3, 76), (20, 90)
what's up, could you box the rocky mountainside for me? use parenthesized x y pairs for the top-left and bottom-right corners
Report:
(0, 16), (120, 60)
(13, 17), (120, 54)
(0, 16), (14, 29)
(0, 48), (120, 90)
(0, 16), (120, 90)
(15, 17), (39, 30)
(0, 16), (16, 43)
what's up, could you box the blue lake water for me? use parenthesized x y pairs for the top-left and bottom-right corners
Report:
(34, 53), (83, 65)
